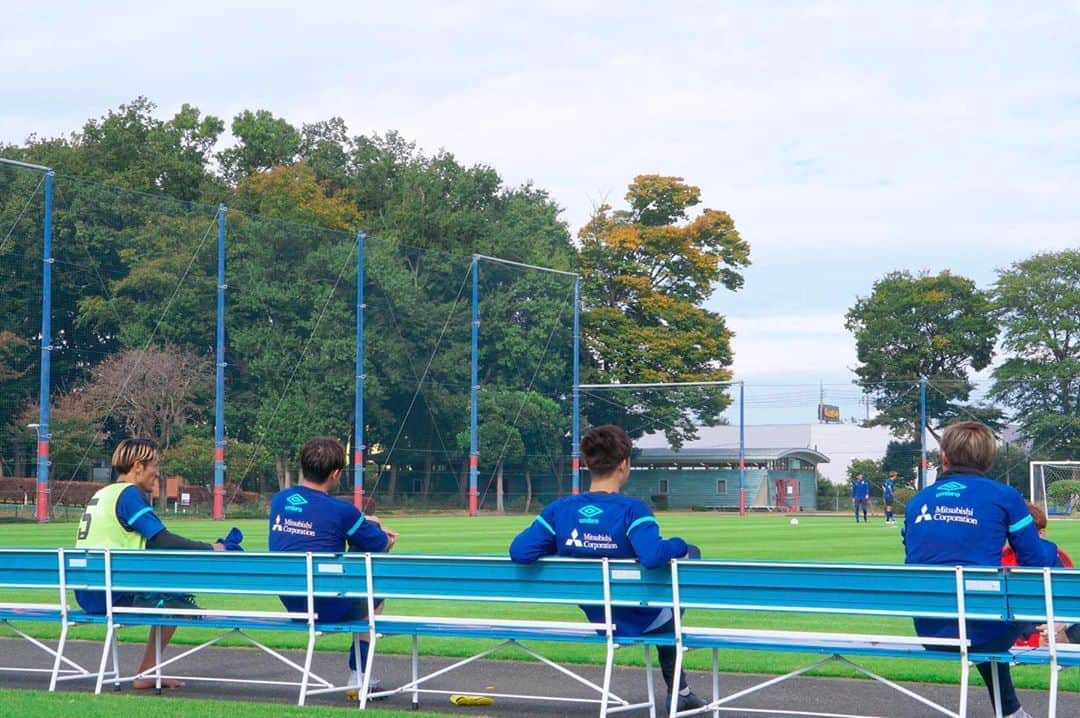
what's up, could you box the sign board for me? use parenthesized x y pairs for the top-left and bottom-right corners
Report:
(818, 404), (841, 423)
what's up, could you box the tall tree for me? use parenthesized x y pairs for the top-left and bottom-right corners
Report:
(845, 270), (999, 441)
(578, 175), (750, 446)
(990, 250), (1080, 455)
(218, 110), (300, 182)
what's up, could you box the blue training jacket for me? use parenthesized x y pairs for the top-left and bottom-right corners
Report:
(510, 491), (688, 635)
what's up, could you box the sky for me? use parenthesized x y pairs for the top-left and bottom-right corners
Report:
(2, 1), (1077, 426)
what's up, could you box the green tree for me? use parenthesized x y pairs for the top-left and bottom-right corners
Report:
(579, 175), (750, 446)
(845, 271), (999, 441)
(990, 250), (1080, 456)
(218, 109), (300, 182)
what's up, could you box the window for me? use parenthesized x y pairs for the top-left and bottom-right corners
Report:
(715, 479), (727, 494)
(658, 479), (669, 495)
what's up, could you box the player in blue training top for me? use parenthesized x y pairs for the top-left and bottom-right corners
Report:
(509, 424), (706, 713)
(852, 472), (869, 523)
(269, 437), (397, 696)
(904, 421), (1059, 718)
(882, 470), (897, 525)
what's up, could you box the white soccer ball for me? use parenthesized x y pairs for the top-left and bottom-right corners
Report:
(790, 518), (799, 526)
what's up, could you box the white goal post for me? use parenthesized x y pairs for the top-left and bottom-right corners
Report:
(1030, 461), (1080, 518)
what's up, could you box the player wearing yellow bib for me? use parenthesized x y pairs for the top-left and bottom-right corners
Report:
(74, 438), (232, 689)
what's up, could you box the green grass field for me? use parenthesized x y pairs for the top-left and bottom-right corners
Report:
(2, 512), (1079, 700)
(0, 688), (446, 717)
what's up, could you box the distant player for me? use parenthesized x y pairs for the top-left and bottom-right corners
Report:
(509, 424), (707, 713)
(852, 472), (869, 523)
(882, 471), (897, 524)
(268, 437), (397, 696)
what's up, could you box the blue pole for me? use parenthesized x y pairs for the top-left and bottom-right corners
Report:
(212, 204), (226, 520)
(353, 231), (366, 510)
(571, 276), (581, 495)
(920, 376), (928, 490)
(468, 257), (480, 516)
(35, 171), (54, 523)
(738, 380), (746, 516)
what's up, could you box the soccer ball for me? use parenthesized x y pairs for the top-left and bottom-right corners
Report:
(789, 518), (799, 526)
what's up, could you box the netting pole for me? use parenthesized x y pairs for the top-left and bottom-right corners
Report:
(35, 170), (54, 524)
(738, 380), (746, 517)
(212, 204), (227, 520)
(919, 376), (928, 490)
(571, 276), (581, 495)
(353, 231), (366, 510)
(468, 257), (480, 516)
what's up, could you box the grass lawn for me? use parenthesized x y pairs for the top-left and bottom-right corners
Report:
(0, 688), (446, 717)
(2, 511), (1079, 692)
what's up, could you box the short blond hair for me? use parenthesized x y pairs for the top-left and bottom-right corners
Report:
(940, 421), (996, 473)
(111, 438), (159, 476)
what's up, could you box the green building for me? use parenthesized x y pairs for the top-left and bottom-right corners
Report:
(621, 447), (828, 511)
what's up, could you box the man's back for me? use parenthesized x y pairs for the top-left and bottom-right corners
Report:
(269, 485), (386, 553)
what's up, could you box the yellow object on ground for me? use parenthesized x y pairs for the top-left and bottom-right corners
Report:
(450, 694), (495, 706)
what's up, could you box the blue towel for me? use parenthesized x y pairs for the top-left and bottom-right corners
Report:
(217, 527), (244, 551)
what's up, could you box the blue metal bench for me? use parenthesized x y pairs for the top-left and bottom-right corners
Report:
(1, 547), (1066, 717)
(58, 548), (370, 704)
(366, 553), (656, 715)
(668, 560), (1014, 718)
(0, 548), (97, 688)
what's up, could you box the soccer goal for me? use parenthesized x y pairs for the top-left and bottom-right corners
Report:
(1030, 461), (1080, 518)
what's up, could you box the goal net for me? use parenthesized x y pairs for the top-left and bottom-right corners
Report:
(1031, 461), (1080, 518)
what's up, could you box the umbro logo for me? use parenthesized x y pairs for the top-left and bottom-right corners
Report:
(934, 481), (966, 497)
(914, 504), (933, 524)
(578, 505), (603, 518)
(286, 494), (308, 506)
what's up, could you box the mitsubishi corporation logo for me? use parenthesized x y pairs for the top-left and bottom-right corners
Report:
(272, 514), (284, 531)
(565, 528), (584, 547)
(285, 493), (308, 513)
(578, 504), (603, 525)
(914, 504), (934, 524)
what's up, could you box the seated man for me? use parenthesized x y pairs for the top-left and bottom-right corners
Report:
(509, 424), (705, 712)
(74, 438), (233, 689)
(268, 436), (396, 695)
(904, 421), (1058, 718)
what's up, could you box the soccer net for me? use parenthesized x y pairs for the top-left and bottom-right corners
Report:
(1031, 461), (1080, 518)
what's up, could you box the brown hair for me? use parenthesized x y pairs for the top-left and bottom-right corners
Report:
(111, 438), (159, 476)
(1027, 501), (1048, 531)
(940, 421), (996, 473)
(299, 437), (346, 484)
(581, 425), (632, 477)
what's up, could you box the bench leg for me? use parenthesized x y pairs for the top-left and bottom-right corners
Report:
(711, 649), (720, 718)
(599, 640), (615, 718)
(411, 635), (419, 710)
(1049, 658), (1059, 718)
(110, 635), (120, 691)
(298, 627), (316, 706)
(643, 645), (655, 718)
(95, 624), (115, 695)
(668, 646), (686, 718)
(48, 621), (69, 692)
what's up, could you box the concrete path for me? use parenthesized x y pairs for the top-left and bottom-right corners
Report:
(2, 637), (1077, 717)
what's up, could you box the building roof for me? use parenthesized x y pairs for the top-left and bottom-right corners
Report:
(633, 446), (829, 466)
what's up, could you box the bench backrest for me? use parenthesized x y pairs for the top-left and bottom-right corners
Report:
(369, 554), (609, 606)
(1005, 567), (1080, 625)
(63, 549), (317, 599)
(672, 560), (1008, 622)
(0, 549), (63, 591)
